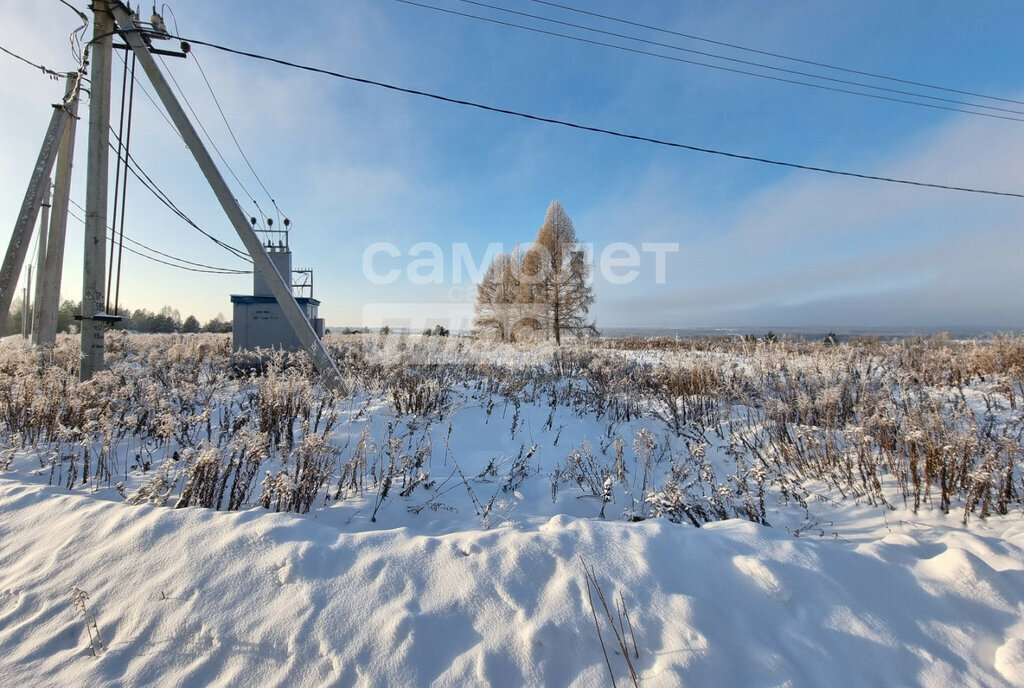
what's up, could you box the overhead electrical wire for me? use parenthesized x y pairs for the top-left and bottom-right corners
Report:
(54, 0), (89, 65)
(68, 200), (250, 275)
(170, 35), (1024, 199)
(148, 6), (288, 227)
(110, 50), (282, 264)
(192, 50), (288, 226)
(3, 41), (87, 118)
(8, 5), (250, 281)
(156, 52), (270, 225)
(5, 0), (91, 83)
(115, 243), (248, 274)
(54, 0), (87, 23)
(389, 0), (1024, 123)
(69, 203), (251, 275)
(107, 50), (137, 314)
(116, 144), (248, 260)
(107, 135), (253, 261)
(120, 157), (253, 261)
(4, 2), (88, 116)
(0, 44), (68, 78)
(116, 239), (250, 274)
(523, 0), (1024, 108)
(116, 48), (185, 143)
(443, 0), (1024, 118)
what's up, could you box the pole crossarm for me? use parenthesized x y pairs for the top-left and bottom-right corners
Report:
(109, 3), (346, 392)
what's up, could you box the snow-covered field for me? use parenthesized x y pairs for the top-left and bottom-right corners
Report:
(1, 333), (1023, 686)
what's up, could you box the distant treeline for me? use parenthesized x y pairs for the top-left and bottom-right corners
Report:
(3, 298), (231, 336)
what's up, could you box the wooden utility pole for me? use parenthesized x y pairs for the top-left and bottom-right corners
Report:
(36, 76), (81, 348)
(111, 3), (345, 391)
(80, 0), (115, 380)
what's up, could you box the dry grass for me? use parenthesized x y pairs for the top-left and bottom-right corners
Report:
(0, 332), (1020, 525)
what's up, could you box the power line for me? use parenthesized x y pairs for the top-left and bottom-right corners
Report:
(108, 49), (137, 314)
(116, 142), (251, 260)
(53, 0), (90, 65)
(0, 44), (68, 78)
(69, 198), (248, 273)
(69, 205), (251, 275)
(122, 156), (253, 261)
(2, 0), (90, 78)
(67, 200), (251, 275)
(191, 50), (288, 227)
(523, 0), (1024, 108)
(156, 52), (270, 224)
(174, 35), (1024, 199)
(115, 48), (185, 142)
(106, 135), (253, 261)
(117, 242), (248, 274)
(54, 0), (88, 23)
(119, 238), (250, 274)
(442, 0), (1024, 119)
(389, 0), (1024, 123)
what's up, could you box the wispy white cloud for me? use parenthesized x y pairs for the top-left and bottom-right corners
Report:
(590, 103), (1024, 327)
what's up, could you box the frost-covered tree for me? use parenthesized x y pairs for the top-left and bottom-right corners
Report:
(523, 201), (595, 344)
(474, 202), (595, 344)
(473, 250), (521, 342)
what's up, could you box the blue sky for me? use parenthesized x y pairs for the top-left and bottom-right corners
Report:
(2, 0), (1024, 331)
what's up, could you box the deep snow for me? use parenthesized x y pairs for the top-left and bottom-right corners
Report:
(2, 477), (1023, 687)
(2, 333), (1024, 686)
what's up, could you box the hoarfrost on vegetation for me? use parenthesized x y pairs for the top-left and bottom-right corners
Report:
(2, 332), (1024, 686)
(0, 332), (1021, 528)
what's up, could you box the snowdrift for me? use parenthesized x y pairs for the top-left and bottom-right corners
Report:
(2, 478), (1023, 687)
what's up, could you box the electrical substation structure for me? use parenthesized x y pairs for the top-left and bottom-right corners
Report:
(230, 220), (326, 352)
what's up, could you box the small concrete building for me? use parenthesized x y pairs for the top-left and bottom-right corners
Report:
(230, 242), (325, 352)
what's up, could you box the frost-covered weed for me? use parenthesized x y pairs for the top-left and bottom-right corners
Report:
(1, 332), (1022, 526)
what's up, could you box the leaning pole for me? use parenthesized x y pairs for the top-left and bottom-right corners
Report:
(0, 102), (70, 335)
(110, 3), (345, 391)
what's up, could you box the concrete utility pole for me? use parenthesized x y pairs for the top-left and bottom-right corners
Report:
(0, 101), (70, 335)
(80, 0), (115, 380)
(111, 3), (346, 392)
(37, 76), (81, 348)
(30, 185), (50, 343)
(21, 266), (31, 338)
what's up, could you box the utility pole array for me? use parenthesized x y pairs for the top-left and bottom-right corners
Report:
(109, 2), (345, 391)
(0, 96), (73, 335)
(2, 1), (343, 391)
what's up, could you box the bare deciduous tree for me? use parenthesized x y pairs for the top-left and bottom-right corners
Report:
(473, 201), (596, 344)
(473, 250), (520, 342)
(526, 201), (596, 344)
